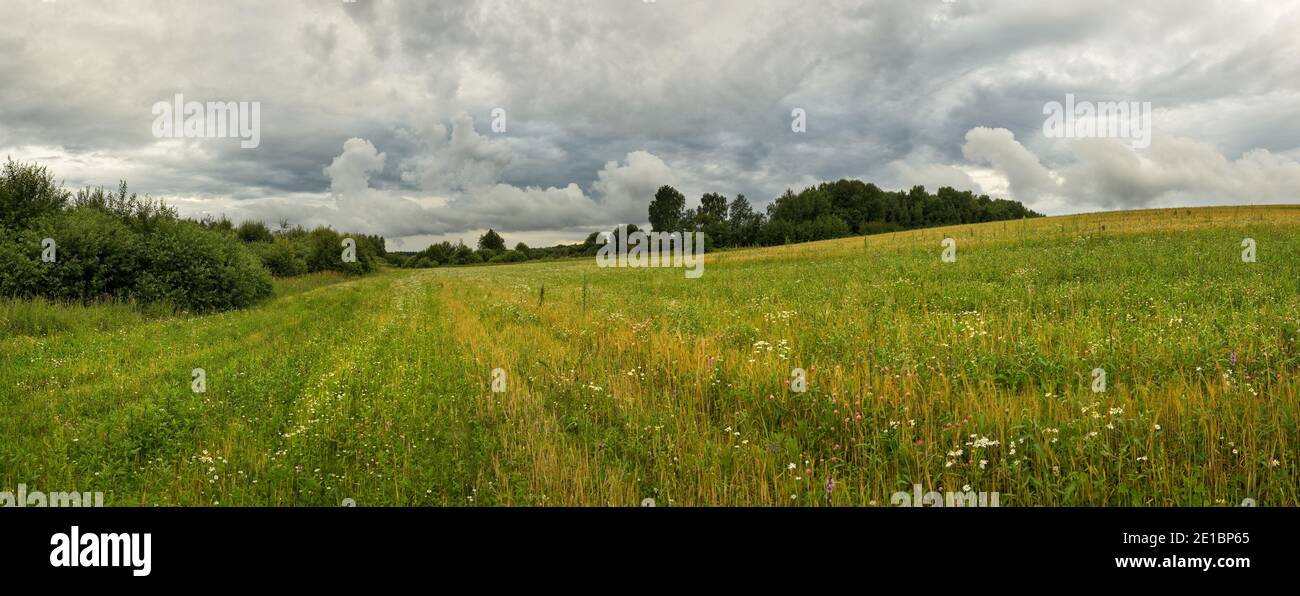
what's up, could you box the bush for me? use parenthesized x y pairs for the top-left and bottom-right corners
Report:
(237, 220), (274, 243)
(0, 227), (49, 299)
(0, 159), (69, 230)
(28, 208), (146, 302)
(489, 250), (528, 263)
(304, 226), (378, 275)
(134, 219), (272, 310)
(0, 208), (270, 311)
(254, 237), (308, 277)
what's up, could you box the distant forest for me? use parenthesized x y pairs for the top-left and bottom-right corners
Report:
(391, 180), (1042, 267)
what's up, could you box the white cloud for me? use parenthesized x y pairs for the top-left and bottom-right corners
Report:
(952, 127), (1300, 214)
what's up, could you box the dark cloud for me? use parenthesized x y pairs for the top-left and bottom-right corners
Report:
(3, 0), (1298, 248)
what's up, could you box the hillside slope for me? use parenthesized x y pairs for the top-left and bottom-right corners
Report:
(2, 205), (1298, 506)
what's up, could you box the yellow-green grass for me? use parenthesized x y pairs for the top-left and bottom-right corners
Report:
(2, 205), (1298, 506)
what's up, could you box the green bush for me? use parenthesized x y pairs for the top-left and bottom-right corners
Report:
(0, 159), (69, 229)
(489, 250), (527, 263)
(134, 218), (273, 311)
(0, 160), (384, 310)
(0, 227), (48, 299)
(254, 237), (308, 277)
(29, 208), (146, 302)
(303, 226), (378, 274)
(236, 220), (274, 243)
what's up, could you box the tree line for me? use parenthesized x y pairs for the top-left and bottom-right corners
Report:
(395, 178), (1042, 268)
(647, 179), (1042, 248)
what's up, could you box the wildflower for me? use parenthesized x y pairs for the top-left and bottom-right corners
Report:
(1154, 424), (1161, 430)
(962, 484), (971, 492)
(1271, 459), (1281, 467)
(787, 463), (796, 470)
(825, 477), (835, 496)
(970, 436), (999, 449)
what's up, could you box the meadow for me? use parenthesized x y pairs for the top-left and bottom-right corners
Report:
(1, 205), (1297, 506)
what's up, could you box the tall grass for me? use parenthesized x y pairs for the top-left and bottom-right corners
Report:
(1, 206), (1296, 506)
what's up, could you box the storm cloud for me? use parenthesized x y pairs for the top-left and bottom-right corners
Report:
(3, 0), (1298, 248)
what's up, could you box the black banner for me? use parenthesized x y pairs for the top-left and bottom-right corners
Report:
(1, 507), (1289, 585)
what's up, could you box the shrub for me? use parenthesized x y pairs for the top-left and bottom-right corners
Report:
(0, 159), (69, 230)
(0, 227), (48, 299)
(237, 220), (274, 243)
(254, 237), (308, 277)
(0, 209), (270, 311)
(29, 208), (146, 302)
(303, 226), (378, 275)
(134, 218), (272, 311)
(489, 250), (527, 263)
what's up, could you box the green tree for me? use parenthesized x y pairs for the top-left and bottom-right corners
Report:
(0, 159), (68, 230)
(648, 185), (686, 232)
(478, 228), (506, 251)
(727, 194), (763, 247)
(697, 192), (730, 248)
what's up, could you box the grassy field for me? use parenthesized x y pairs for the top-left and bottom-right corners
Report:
(2, 205), (1298, 506)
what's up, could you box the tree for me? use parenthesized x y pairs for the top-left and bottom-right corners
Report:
(0, 159), (69, 229)
(697, 192), (730, 248)
(236, 220), (274, 243)
(648, 185), (686, 232)
(478, 228), (506, 251)
(727, 194), (763, 247)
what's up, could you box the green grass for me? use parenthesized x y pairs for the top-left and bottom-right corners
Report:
(2, 206), (1297, 506)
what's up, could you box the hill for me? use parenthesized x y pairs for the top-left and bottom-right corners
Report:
(2, 205), (1297, 506)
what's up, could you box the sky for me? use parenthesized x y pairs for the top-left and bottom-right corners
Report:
(3, 0), (1299, 250)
